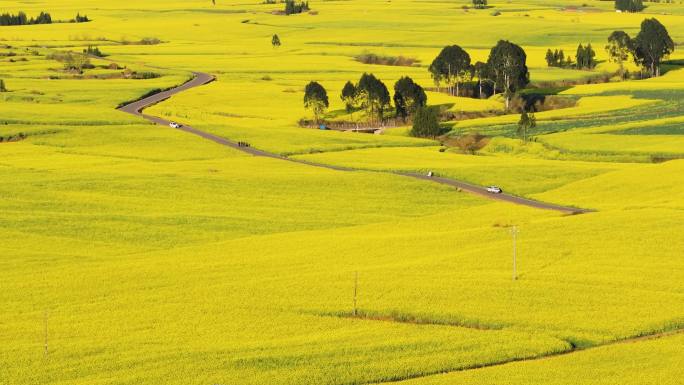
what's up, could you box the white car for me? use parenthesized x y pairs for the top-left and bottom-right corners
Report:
(486, 186), (503, 194)
(169, 122), (181, 128)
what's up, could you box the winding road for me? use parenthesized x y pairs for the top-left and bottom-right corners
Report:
(118, 72), (593, 215)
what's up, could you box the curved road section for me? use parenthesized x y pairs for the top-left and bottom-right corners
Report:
(118, 72), (592, 215)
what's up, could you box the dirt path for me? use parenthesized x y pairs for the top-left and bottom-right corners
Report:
(118, 72), (593, 215)
(342, 311), (683, 384)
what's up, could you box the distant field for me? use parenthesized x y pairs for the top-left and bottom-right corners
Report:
(1, 0), (683, 384)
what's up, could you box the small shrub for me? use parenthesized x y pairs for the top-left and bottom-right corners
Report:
(73, 13), (90, 23)
(130, 71), (161, 79)
(83, 45), (104, 57)
(139, 37), (162, 45)
(355, 53), (419, 67)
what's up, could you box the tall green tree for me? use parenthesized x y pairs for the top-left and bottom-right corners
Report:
(0, 79), (6, 92)
(517, 111), (536, 143)
(606, 31), (633, 78)
(576, 44), (585, 68)
(486, 40), (529, 109)
(615, 0), (644, 12)
(545, 49), (554, 67)
(357, 73), (390, 122)
(340, 81), (358, 115)
(472, 61), (488, 98)
(303, 81), (329, 123)
(633, 18), (674, 77)
(585, 43), (596, 69)
(428, 45), (471, 96)
(409, 106), (441, 138)
(575, 43), (596, 69)
(393, 76), (427, 120)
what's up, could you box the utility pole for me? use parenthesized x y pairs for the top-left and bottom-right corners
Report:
(511, 226), (518, 281)
(44, 310), (48, 358)
(353, 271), (358, 317)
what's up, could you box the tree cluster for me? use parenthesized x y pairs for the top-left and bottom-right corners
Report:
(428, 41), (529, 109)
(64, 53), (92, 73)
(575, 43), (597, 70)
(73, 13), (90, 23)
(83, 45), (104, 57)
(0, 12), (89, 26)
(472, 0), (488, 9)
(48, 51), (92, 73)
(428, 45), (471, 96)
(285, 0), (310, 15)
(605, 18), (674, 77)
(545, 49), (573, 68)
(305, 74), (427, 124)
(0, 11), (51, 26)
(615, 0), (644, 12)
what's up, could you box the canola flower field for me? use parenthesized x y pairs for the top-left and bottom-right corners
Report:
(1, 0), (683, 384)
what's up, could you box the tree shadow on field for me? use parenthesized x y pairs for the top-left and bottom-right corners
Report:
(660, 59), (684, 76)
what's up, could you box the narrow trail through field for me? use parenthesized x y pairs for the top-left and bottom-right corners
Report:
(117, 72), (593, 214)
(343, 313), (684, 385)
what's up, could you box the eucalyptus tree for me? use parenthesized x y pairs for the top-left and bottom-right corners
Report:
(486, 40), (529, 109)
(517, 111), (536, 143)
(606, 31), (632, 78)
(633, 18), (674, 77)
(472, 61), (488, 98)
(304, 81), (329, 123)
(357, 73), (390, 123)
(340, 81), (358, 115)
(393, 76), (427, 120)
(429, 45), (471, 96)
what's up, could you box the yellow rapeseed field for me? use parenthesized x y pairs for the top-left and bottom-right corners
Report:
(1, 0), (683, 384)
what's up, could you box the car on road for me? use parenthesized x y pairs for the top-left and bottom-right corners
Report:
(486, 186), (503, 194)
(169, 122), (182, 128)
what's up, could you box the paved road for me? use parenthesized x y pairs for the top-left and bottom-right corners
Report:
(117, 72), (593, 215)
